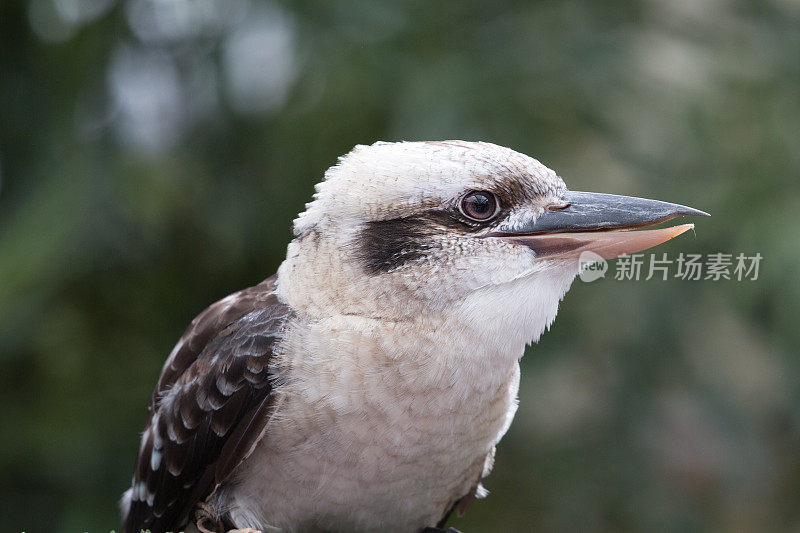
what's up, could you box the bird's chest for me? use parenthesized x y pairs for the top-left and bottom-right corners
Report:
(228, 320), (521, 531)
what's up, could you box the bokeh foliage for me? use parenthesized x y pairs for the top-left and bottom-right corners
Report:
(1, 0), (799, 531)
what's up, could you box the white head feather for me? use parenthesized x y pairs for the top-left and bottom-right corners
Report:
(278, 140), (575, 352)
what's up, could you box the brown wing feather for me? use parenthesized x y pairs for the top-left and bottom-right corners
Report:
(123, 275), (293, 533)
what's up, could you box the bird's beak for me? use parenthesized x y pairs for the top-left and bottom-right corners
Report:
(490, 191), (710, 260)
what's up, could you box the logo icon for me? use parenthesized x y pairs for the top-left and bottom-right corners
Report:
(578, 251), (607, 282)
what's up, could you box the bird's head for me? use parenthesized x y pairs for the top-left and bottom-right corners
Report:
(278, 141), (707, 348)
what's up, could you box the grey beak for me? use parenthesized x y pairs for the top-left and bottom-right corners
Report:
(498, 191), (710, 235)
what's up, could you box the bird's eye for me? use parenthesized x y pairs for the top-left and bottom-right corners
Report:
(460, 191), (499, 221)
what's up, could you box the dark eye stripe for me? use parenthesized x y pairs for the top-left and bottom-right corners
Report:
(358, 217), (433, 273)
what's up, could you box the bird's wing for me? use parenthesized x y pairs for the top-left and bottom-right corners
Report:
(123, 275), (293, 533)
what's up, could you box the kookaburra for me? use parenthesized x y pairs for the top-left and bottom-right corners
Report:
(122, 141), (708, 533)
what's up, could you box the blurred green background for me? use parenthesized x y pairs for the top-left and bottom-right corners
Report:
(1, 0), (799, 531)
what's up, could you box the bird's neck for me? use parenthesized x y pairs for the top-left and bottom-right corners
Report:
(276, 234), (576, 373)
